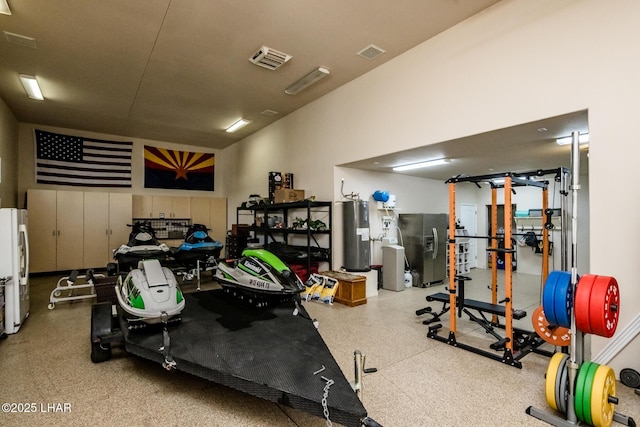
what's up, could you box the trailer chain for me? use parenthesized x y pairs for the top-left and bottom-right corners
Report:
(320, 376), (334, 427)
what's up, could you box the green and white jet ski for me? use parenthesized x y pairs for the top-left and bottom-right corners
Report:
(116, 258), (185, 324)
(215, 249), (305, 305)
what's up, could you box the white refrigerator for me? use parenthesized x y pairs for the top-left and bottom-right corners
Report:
(0, 208), (30, 334)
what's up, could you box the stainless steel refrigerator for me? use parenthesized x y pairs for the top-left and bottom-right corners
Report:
(398, 213), (448, 287)
(0, 208), (30, 334)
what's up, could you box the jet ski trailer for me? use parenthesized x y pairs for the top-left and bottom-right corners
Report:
(90, 289), (382, 427)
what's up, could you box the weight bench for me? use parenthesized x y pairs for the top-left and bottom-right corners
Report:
(416, 275), (527, 351)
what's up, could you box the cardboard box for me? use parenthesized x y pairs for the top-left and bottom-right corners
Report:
(273, 189), (305, 203)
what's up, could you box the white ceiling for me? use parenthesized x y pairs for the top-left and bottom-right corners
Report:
(0, 0), (588, 181)
(0, 0), (500, 150)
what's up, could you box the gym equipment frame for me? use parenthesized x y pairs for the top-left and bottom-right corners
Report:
(420, 167), (569, 368)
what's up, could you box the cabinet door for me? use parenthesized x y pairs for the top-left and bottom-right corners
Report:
(56, 191), (84, 271)
(132, 195), (153, 218)
(209, 197), (227, 249)
(108, 193), (132, 261)
(152, 196), (173, 218)
(190, 197), (211, 226)
(27, 189), (57, 273)
(171, 196), (191, 218)
(83, 192), (109, 268)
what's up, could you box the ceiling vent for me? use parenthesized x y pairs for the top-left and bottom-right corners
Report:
(249, 46), (292, 70)
(3, 31), (38, 49)
(357, 44), (385, 60)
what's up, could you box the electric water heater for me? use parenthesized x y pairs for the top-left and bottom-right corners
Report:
(343, 200), (370, 272)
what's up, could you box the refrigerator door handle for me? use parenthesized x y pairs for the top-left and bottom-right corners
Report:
(19, 223), (29, 284)
(432, 227), (438, 260)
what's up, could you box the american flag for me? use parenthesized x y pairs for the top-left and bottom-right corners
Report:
(35, 130), (132, 187)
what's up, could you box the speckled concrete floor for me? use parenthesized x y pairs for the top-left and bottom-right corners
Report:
(0, 269), (637, 426)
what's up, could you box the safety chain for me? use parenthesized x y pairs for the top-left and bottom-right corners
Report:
(320, 376), (334, 427)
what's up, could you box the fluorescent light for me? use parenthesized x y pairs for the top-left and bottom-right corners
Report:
(556, 133), (589, 145)
(0, 0), (11, 15)
(19, 74), (44, 100)
(225, 118), (250, 133)
(285, 67), (330, 95)
(393, 158), (450, 171)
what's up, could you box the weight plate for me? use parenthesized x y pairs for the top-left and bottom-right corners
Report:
(542, 271), (562, 325)
(591, 364), (616, 427)
(575, 361), (594, 422)
(545, 352), (566, 411)
(589, 276), (620, 338)
(557, 354), (570, 414)
(553, 271), (573, 328)
(620, 368), (640, 389)
(532, 306), (571, 346)
(575, 274), (597, 334)
(583, 362), (600, 426)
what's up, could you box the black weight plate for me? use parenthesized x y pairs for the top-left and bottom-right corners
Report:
(620, 368), (640, 389)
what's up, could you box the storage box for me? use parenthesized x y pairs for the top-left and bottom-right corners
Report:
(273, 189), (305, 203)
(320, 271), (367, 307)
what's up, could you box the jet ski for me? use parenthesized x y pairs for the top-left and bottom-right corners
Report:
(215, 248), (305, 306)
(113, 221), (171, 271)
(116, 258), (185, 324)
(172, 224), (223, 269)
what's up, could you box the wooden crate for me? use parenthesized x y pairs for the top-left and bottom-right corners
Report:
(321, 271), (367, 307)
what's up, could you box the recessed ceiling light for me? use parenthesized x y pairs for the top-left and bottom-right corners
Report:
(225, 118), (250, 133)
(19, 74), (44, 100)
(537, 127), (548, 132)
(0, 0), (11, 15)
(393, 158), (450, 171)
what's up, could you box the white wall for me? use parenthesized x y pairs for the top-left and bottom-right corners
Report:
(224, 1), (640, 373)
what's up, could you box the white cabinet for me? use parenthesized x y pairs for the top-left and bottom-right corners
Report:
(28, 189), (84, 272)
(83, 193), (132, 268)
(29, 190), (132, 272)
(132, 195), (191, 219)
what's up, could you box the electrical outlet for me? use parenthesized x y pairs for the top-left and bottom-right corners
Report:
(382, 215), (393, 229)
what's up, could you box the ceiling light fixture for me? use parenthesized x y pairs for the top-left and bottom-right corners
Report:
(392, 158), (450, 171)
(556, 133), (589, 145)
(0, 0), (11, 15)
(225, 118), (251, 133)
(19, 74), (44, 100)
(285, 67), (330, 95)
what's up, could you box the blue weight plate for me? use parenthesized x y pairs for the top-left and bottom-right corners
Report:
(543, 271), (562, 325)
(553, 271), (573, 328)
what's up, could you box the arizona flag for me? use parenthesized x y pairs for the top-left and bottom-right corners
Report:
(144, 146), (215, 191)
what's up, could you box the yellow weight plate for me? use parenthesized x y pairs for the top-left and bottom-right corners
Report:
(591, 365), (617, 427)
(545, 352), (565, 411)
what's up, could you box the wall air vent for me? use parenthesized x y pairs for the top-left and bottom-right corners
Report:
(249, 46), (292, 70)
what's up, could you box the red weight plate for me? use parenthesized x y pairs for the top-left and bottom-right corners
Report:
(575, 274), (597, 334)
(532, 306), (571, 346)
(589, 276), (620, 338)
